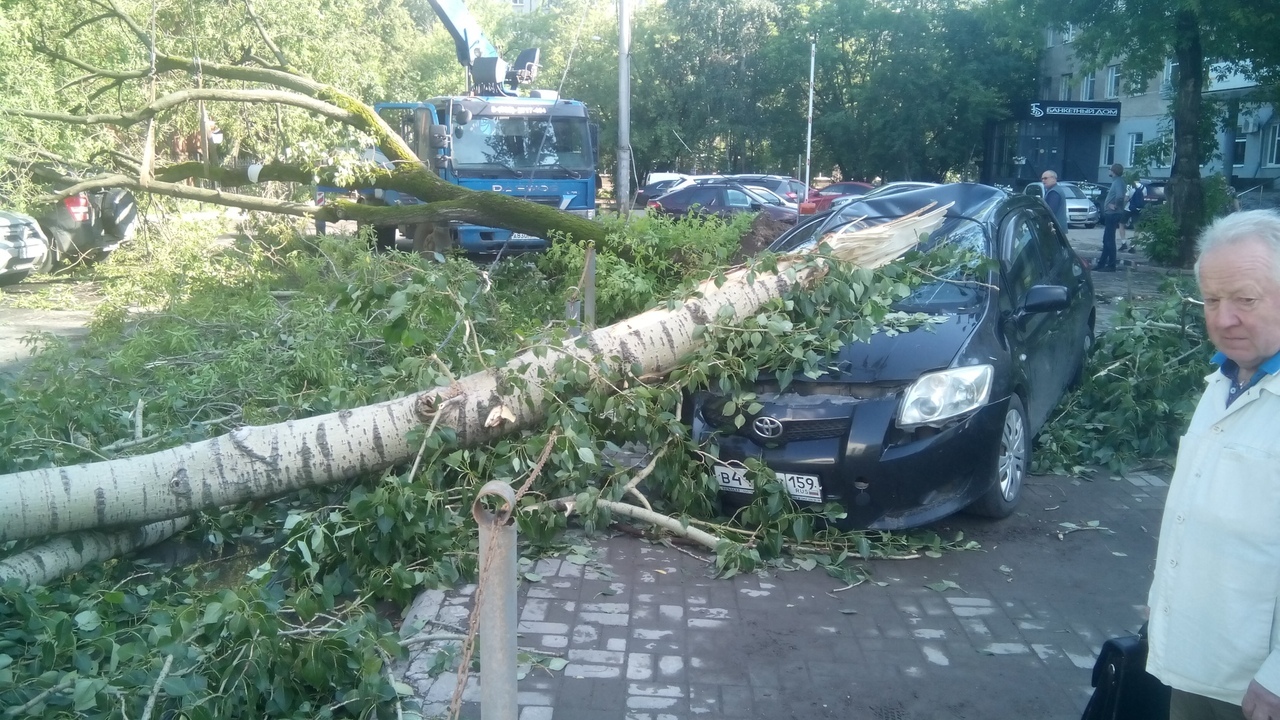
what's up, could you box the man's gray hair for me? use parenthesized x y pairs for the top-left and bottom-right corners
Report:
(1042, 170), (1058, 180)
(1195, 209), (1280, 283)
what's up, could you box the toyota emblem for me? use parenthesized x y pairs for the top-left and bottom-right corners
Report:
(752, 416), (784, 439)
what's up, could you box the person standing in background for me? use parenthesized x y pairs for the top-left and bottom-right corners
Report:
(1041, 170), (1070, 235)
(1120, 179), (1145, 252)
(1098, 163), (1126, 271)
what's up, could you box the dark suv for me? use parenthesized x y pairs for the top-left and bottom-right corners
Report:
(726, 174), (809, 203)
(36, 186), (138, 271)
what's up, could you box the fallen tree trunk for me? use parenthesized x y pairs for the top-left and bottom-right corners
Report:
(0, 517), (191, 587)
(0, 208), (945, 543)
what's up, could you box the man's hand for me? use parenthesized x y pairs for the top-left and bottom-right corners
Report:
(1243, 680), (1280, 720)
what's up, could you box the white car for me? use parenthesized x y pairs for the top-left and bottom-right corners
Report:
(1023, 181), (1100, 228)
(0, 210), (51, 286)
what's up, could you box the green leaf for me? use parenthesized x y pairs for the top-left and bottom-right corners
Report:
(925, 580), (963, 593)
(523, 572), (543, 583)
(74, 610), (101, 632)
(577, 447), (596, 465)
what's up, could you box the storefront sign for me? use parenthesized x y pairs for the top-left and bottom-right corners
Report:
(1029, 101), (1121, 120)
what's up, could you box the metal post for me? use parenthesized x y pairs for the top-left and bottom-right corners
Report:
(583, 242), (596, 331)
(804, 38), (816, 193)
(617, 0), (633, 214)
(472, 481), (518, 720)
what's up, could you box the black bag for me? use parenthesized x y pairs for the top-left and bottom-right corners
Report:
(1081, 625), (1170, 720)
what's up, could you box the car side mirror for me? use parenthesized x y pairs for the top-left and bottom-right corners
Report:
(1021, 285), (1070, 315)
(749, 202), (763, 211)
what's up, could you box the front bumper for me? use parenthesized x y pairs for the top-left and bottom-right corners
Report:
(693, 390), (1009, 530)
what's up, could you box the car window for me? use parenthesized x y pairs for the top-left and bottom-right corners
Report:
(768, 213), (829, 252)
(725, 189), (754, 208)
(681, 187), (718, 208)
(1058, 184), (1086, 199)
(1001, 211), (1045, 301)
(788, 181), (807, 198)
(817, 186), (845, 196)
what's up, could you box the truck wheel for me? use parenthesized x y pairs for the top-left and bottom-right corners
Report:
(35, 247), (58, 275)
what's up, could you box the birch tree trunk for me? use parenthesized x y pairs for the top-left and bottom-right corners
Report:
(0, 207), (944, 543)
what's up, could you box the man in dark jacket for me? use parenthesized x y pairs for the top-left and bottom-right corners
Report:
(1099, 163), (1126, 271)
(1042, 170), (1070, 234)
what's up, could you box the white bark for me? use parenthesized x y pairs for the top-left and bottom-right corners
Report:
(0, 207), (945, 543)
(0, 517), (191, 586)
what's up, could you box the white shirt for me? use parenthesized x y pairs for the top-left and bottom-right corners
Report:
(1146, 370), (1280, 704)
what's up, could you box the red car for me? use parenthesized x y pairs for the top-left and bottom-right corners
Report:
(806, 181), (875, 212)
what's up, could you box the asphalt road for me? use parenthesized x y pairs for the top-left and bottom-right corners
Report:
(0, 306), (92, 376)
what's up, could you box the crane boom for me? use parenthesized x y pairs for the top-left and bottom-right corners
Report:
(425, 0), (540, 96)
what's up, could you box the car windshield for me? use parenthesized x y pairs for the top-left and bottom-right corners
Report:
(451, 114), (593, 174)
(777, 214), (990, 311)
(1058, 184), (1087, 199)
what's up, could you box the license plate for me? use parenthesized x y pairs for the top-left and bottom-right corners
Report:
(510, 232), (538, 240)
(712, 464), (822, 503)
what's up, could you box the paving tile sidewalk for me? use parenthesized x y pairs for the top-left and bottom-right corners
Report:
(399, 468), (1169, 720)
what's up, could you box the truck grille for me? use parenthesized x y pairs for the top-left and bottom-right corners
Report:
(525, 196), (563, 208)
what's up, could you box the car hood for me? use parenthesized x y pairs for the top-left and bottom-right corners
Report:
(1064, 198), (1095, 210)
(805, 310), (980, 385)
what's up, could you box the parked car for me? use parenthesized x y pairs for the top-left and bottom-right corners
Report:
(738, 184), (797, 210)
(691, 183), (1095, 529)
(0, 209), (51, 286)
(1139, 179), (1167, 206)
(35, 186), (138, 271)
(647, 181), (798, 224)
(863, 181), (939, 199)
(726, 174), (809, 203)
(1022, 181), (1101, 228)
(635, 178), (685, 207)
(806, 181), (874, 212)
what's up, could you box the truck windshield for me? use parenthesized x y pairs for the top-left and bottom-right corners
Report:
(452, 115), (592, 175)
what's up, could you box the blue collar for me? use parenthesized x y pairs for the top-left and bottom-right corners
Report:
(1213, 350), (1280, 406)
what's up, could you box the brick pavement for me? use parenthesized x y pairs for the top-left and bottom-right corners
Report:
(398, 468), (1170, 720)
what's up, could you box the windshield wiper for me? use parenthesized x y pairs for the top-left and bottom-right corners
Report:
(459, 161), (524, 178)
(527, 162), (583, 179)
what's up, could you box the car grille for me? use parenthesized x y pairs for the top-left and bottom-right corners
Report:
(702, 408), (851, 443)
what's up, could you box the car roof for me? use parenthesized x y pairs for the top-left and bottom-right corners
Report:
(836, 182), (1012, 224)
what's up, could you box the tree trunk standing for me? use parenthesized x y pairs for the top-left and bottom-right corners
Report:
(1169, 9), (1206, 268)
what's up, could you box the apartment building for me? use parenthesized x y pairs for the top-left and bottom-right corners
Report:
(984, 26), (1280, 191)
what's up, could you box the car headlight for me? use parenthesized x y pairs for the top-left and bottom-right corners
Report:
(898, 365), (993, 429)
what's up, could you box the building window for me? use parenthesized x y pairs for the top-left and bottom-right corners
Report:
(1081, 74), (1095, 101)
(1041, 77), (1052, 100)
(1267, 125), (1280, 166)
(1234, 136), (1247, 167)
(1106, 66), (1121, 99)
(1102, 135), (1116, 166)
(1059, 74), (1073, 101)
(1062, 25), (1075, 43)
(1128, 133), (1144, 166)
(1046, 28), (1056, 47)
(1164, 59), (1179, 85)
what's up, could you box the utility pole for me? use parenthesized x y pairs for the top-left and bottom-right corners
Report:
(617, 0), (633, 214)
(805, 37), (816, 192)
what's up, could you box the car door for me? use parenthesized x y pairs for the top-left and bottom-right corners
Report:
(997, 209), (1060, 431)
(724, 187), (757, 217)
(680, 186), (719, 217)
(1028, 204), (1092, 391)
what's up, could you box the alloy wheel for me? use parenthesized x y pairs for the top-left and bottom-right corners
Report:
(997, 406), (1027, 502)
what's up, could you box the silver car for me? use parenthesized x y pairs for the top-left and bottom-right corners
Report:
(0, 210), (51, 286)
(1018, 179), (1100, 226)
(1023, 181), (1099, 228)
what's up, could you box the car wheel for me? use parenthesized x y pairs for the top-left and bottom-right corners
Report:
(35, 247), (58, 275)
(966, 394), (1028, 519)
(1069, 324), (1095, 390)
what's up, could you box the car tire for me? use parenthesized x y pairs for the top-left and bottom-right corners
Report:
(1069, 324), (1095, 390)
(966, 394), (1028, 519)
(35, 247), (58, 275)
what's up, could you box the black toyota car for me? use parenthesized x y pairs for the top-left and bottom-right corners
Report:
(692, 183), (1095, 529)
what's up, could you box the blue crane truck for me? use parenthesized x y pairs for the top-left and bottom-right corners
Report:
(340, 0), (599, 255)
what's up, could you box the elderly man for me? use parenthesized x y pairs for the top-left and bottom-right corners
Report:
(1146, 209), (1280, 720)
(1041, 170), (1069, 233)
